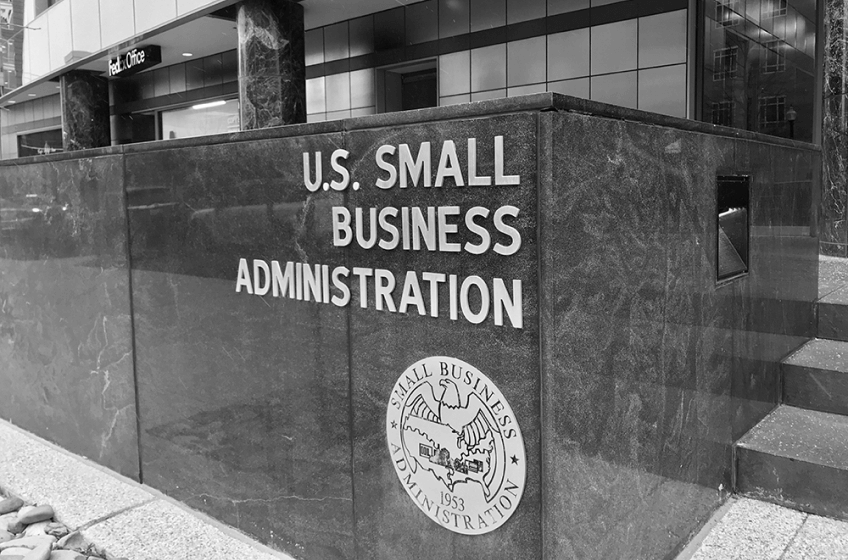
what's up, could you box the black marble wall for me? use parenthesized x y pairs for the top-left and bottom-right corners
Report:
(60, 71), (111, 152)
(0, 154), (138, 478)
(237, 0), (306, 129)
(539, 111), (817, 560)
(125, 132), (352, 559)
(0, 94), (821, 560)
(820, 0), (848, 256)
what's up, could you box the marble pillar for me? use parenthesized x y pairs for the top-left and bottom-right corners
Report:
(237, 0), (306, 130)
(821, 0), (848, 256)
(60, 71), (111, 152)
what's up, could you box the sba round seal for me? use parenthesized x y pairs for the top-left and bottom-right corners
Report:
(386, 356), (526, 535)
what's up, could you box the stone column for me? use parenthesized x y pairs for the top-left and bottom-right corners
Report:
(237, 0), (306, 130)
(59, 71), (111, 152)
(821, 0), (848, 255)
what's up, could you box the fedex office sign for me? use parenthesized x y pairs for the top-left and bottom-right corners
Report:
(108, 45), (161, 77)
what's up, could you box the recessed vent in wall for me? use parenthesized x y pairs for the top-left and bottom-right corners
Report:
(717, 175), (750, 282)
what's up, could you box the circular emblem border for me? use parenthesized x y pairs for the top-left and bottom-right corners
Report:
(385, 356), (526, 535)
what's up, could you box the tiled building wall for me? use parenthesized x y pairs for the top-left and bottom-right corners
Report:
(21, 0), (222, 85)
(304, 0), (690, 122)
(0, 94), (61, 160)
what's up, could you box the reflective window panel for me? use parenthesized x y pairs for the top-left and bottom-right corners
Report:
(160, 99), (240, 140)
(700, 0), (817, 141)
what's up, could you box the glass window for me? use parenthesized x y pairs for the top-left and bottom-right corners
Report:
(712, 46), (739, 80)
(639, 11), (687, 69)
(758, 95), (785, 125)
(349, 16), (375, 57)
(591, 71), (637, 109)
(406, 0), (438, 44)
(762, 0), (788, 17)
(712, 100), (734, 126)
(351, 68), (375, 109)
(638, 64), (687, 118)
(324, 22), (349, 62)
(17, 129), (62, 157)
(471, 89), (506, 101)
(715, 0), (742, 27)
(203, 54), (223, 88)
(508, 83), (546, 97)
(169, 65), (186, 94)
(508, 0), (545, 24)
(374, 7), (405, 51)
(548, 29), (590, 81)
(700, 0), (817, 142)
(440, 94), (471, 106)
(762, 40), (785, 72)
(547, 0), (589, 14)
(305, 29), (325, 65)
(591, 20), (638, 75)
(439, 0), (469, 37)
(471, 44), (506, 92)
(160, 99), (239, 140)
(439, 51), (470, 96)
(326, 72), (351, 112)
(508, 37), (546, 87)
(470, 0), (505, 32)
(548, 78), (590, 99)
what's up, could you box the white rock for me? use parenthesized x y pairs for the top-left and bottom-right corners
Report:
(0, 514), (16, 533)
(47, 552), (85, 560)
(0, 547), (31, 557)
(21, 543), (51, 560)
(0, 536), (56, 551)
(21, 523), (49, 538)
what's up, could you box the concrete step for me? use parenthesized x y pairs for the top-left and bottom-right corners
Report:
(818, 285), (848, 341)
(782, 338), (848, 415)
(735, 405), (848, 519)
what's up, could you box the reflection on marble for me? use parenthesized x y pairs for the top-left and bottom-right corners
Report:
(346, 115), (541, 559)
(0, 156), (138, 478)
(126, 135), (353, 559)
(238, 0), (306, 129)
(539, 112), (818, 560)
(60, 71), (111, 152)
(820, 0), (848, 256)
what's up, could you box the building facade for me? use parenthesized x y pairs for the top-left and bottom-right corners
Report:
(0, 0), (822, 159)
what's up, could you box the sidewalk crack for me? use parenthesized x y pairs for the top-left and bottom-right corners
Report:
(74, 497), (157, 532)
(778, 513), (809, 560)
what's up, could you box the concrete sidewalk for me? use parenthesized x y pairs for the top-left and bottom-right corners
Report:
(3, 417), (845, 560)
(677, 497), (848, 560)
(0, 419), (292, 560)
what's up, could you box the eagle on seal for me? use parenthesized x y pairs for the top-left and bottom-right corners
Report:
(401, 378), (506, 502)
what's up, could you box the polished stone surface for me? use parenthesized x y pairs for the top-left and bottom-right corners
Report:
(0, 156), (137, 478)
(126, 135), (352, 559)
(819, 288), (848, 341)
(737, 405), (848, 519)
(538, 112), (817, 560)
(60, 71), (111, 152)
(345, 115), (541, 559)
(238, 0), (306, 129)
(783, 339), (848, 415)
(820, 0), (848, 256)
